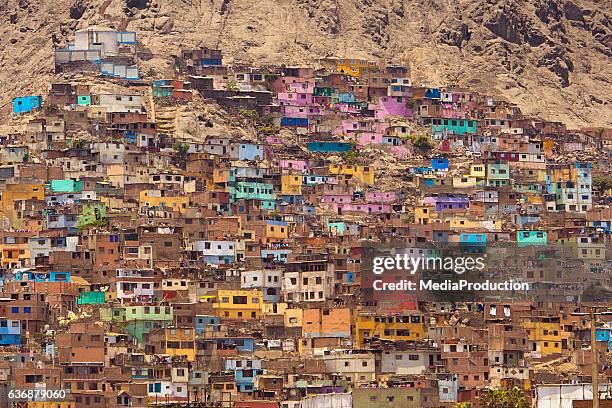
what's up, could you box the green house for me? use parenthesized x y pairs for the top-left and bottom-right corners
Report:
(77, 291), (106, 305)
(486, 162), (510, 187)
(313, 87), (333, 97)
(77, 201), (107, 228)
(125, 305), (174, 343)
(153, 86), (173, 97)
(50, 179), (83, 193)
(432, 119), (477, 135)
(100, 306), (127, 322)
(517, 230), (548, 247)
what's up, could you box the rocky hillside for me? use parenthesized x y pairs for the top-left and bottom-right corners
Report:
(1, 0), (610, 127)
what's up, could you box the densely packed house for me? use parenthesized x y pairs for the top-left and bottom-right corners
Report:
(1, 28), (612, 408)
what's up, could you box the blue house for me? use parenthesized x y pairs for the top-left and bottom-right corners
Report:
(596, 328), (612, 350)
(225, 359), (263, 392)
(13, 96), (42, 114)
(431, 157), (449, 171)
(217, 337), (255, 353)
(281, 117), (308, 127)
(15, 271), (70, 282)
(0, 319), (21, 345)
(336, 92), (356, 103)
(238, 144), (264, 161)
(459, 233), (487, 253)
(195, 315), (221, 335)
(306, 142), (353, 153)
(424, 88), (441, 99)
(261, 249), (291, 263)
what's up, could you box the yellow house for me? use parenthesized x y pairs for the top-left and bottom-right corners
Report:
(139, 190), (189, 213)
(265, 221), (289, 243)
(453, 176), (477, 188)
(355, 313), (426, 347)
(281, 174), (302, 195)
(1, 182), (45, 224)
(284, 308), (303, 328)
(164, 327), (196, 362)
(414, 206), (436, 224)
(263, 302), (288, 316)
(522, 320), (570, 357)
(447, 218), (502, 231)
(329, 164), (374, 185)
(335, 58), (377, 77)
(0, 232), (31, 267)
(557, 236), (606, 261)
(470, 164), (486, 179)
(213, 289), (263, 319)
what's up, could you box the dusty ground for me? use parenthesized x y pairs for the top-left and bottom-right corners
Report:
(1, 0), (611, 128)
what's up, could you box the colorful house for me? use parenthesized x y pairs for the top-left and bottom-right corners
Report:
(517, 230), (548, 246)
(13, 96), (42, 114)
(431, 119), (477, 135)
(213, 289), (263, 319)
(355, 313), (426, 347)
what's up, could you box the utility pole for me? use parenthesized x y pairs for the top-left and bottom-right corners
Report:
(571, 307), (612, 408)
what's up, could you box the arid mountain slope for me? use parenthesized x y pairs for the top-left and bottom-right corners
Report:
(1, 0), (611, 127)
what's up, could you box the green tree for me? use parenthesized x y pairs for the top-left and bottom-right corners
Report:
(172, 141), (189, 170)
(412, 135), (433, 151)
(225, 80), (239, 92)
(479, 387), (529, 408)
(593, 176), (612, 193)
(455, 403), (472, 408)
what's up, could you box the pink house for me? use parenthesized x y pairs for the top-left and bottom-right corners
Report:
(331, 103), (362, 114)
(338, 120), (386, 135)
(279, 159), (309, 172)
(276, 91), (314, 106)
(321, 194), (353, 204)
(371, 96), (414, 121)
(271, 76), (314, 93)
(287, 81), (315, 93)
(365, 191), (398, 203)
(266, 136), (284, 145)
(356, 132), (384, 146)
(283, 105), (324, 118)
(331, 202), (392, 214)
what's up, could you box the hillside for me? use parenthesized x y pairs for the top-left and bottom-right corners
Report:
(1, 0), (610, 127)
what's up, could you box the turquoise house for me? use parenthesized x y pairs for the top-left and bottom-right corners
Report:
(77, 291), (106, 305)
(432, 119), (477, 135)
(77, 95), (91, 105)
(328, 221), (346, 235)
(13, 96), (42, 114)
(307, 142), (353, 153)
(50, 179), (83, 193)
(233, 182), (276, 210)
(517, 231), (548, 247)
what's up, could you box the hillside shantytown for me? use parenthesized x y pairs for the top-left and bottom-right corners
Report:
(1, 25), (612, 408)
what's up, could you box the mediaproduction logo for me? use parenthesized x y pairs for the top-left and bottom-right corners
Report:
(371, 253), (530, 292)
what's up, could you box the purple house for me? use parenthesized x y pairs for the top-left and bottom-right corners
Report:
(435, 195), (470, 212)
(332, 202), (392, 214)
